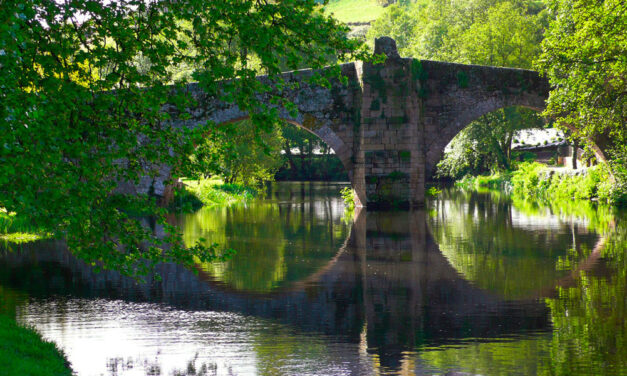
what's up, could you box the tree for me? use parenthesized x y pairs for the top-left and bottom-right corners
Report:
(454, 2), (543, 69)
(365, 3), (423, 54)
(435, 3), (547, 178)
(437, 107), (545, 179)
(537, 0), (626, 177)
(0, 0), (366, 276)
(191, 120), (284, 186)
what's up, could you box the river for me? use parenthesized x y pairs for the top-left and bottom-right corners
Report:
(1, 182), (626, 375)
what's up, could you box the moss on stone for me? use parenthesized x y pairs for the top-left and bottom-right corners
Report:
(456, 70), (469, 88)
(411, 59), (425, 82)
(302, 114), (322, 130)
(366, 175), (379, 184)
(363, 66), (387, 103)
(386, 171), (409, 180)
(352, 108), (361, 131)
(388, 115), (408, 125)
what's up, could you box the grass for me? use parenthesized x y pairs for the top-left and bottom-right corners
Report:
(457, 162), (626, 207)
(173, 177), (257, 209)
(510, 162), (626, 205)
(0, 210), (50, 244)
(456, 171), (512, 190)
(324, 0), (384, 23)
(0, 315), (71, 376)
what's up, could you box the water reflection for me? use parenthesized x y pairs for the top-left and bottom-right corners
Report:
(0, 182), (624, 375)
(173, 182), (350, 293)
(429, 189), (600, 299)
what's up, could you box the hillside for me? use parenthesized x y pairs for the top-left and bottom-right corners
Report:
(324, 0), (384, 23)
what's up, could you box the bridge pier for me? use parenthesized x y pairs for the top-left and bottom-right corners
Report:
(354, 38), (426, 208)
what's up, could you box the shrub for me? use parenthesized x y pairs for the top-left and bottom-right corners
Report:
(340, 187), (355, 210)
(180, 178), (257, 208)
(511, 162), (547, 197)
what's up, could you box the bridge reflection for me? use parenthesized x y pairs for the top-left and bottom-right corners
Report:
(0, 205), (580, 372)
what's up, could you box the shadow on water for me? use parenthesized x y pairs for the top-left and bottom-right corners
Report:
(0, 182), (622, 375)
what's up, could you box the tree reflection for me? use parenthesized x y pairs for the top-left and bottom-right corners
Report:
(429, 189), (599, 299)
(175, 185), (349, 293)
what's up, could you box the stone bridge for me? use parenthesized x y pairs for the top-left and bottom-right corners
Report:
(133, 37), (552, 208)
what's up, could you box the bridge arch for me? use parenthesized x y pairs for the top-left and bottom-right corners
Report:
(165, 64), (366, 205)
(217, 115), (354, 178)
(420, 60), (608, 178)
(420, 61), (552, 177)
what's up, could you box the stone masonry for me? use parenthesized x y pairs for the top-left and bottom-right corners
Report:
(128, 37), (551, 208)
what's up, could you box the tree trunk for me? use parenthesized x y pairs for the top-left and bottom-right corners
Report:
(572, 139), (579, 169)
(284, 140), (298, 172)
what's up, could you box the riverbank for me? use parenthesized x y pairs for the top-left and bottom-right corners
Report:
(0, 315), (71, 375)
(171, 177), (257, 211)
(457, 162), (627, 207)
(0, 210), (50, 244)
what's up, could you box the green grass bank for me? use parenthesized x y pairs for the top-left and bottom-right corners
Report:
(0, 210), (50, 244)
(171, 178), (257, 211)
(0, 315), (71, 376)
(457, 162), (627, 207)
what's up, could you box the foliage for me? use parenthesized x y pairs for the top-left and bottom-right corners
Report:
(451, 2), (544, 68)
(181, 178), (257, 208)
(340, 187), (355, 210)
(324, 0), (385, 23)
(0, 0), (366, 276)
(277, 123), (348, 181)
(457, 171), (511, 190)
(605, 146), (627, 206)
(537, 0), (626, 173)
(189, 120), (285, 186)
(510, 162), (625, 205)
(365, 3), (423, 52)
(367, 0), (546, 62)
(0, 315), (71, 376)
(0, 210), (50, 243)
(426, 186), (442, 197)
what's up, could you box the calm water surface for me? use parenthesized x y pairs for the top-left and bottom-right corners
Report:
(1, 182), (626, 375)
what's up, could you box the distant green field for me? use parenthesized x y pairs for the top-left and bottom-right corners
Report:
(324, 0), (384, 23)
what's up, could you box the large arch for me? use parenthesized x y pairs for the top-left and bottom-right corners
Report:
(213, 115), (354, 182)
(158, 63), (368, 206)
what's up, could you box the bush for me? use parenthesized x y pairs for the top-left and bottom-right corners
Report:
(511, 162), (547, 197)
(511, 162), (624, 205)
(340, 187), (355, 210)
(180, 178), (257, 208)
(0, 209), (49, 243)
(456, 171), (511, 190)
